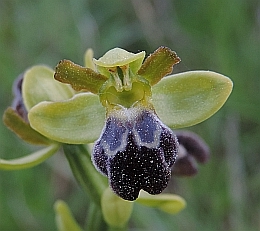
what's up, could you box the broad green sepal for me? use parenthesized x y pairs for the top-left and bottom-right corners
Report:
(3, 107), (52, 145)
(136, 191), (186, 214)
(54, 200), (83, 231)
(152, 71), (233, 128)
(138, 46), (180, 86)
(101, 187), (133, 228)
(55, 60), (108, 94)
(0, 143), (60, 170)
(28, 93), (105, 144)
(22, 65), (74, 110)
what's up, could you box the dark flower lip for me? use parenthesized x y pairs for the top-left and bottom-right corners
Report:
(92, 108), (179, 201)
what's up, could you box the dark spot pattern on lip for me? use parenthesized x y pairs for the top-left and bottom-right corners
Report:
(92, 109), (178, 201)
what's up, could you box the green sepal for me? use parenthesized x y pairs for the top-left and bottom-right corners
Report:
(136, 191), (186, 214)
(138, 46), (180, 86)
(54, 200), (83, 231)
(3, 107), (52, 145)
(22, 65), (74, 110)
(0, 143), (60, 170)
(152, 71), (233, 128)
(54, 60), (108, 94)
(28, 93), (105, 144)
(101, 187), (133, 228)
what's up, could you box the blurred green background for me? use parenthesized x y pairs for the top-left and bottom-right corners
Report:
(1, 0), (260, 230)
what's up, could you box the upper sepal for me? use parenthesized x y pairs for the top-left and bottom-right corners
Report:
(93, 48), (146, 77)
(152, 71), (233, 128)
(93, 48), (145, 69)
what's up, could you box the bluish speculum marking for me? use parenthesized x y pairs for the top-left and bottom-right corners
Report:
(100, 117), (127, 152)
(133, 110), (162, 148)
(135, 111), (158, 143)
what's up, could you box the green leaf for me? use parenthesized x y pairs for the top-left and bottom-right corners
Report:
(152, 71), (233, 128)
(54, 200), (83, 231)
(136, 191), (186, 214)
(54, 60), (108, 94)
(138, 46), (180, 86)
(28, 93), (106, 144)
(22, 65), (75, 110)
(101, 187), (133, 228)
(0, 143), (60, 170)
(3, 107), (52, 145)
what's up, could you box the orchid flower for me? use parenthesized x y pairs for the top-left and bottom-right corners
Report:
(42, 47), (231, 200)
(1, 47), (232, 227)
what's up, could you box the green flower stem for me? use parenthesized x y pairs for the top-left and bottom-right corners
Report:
(85, 203), (107, 231)
(63, 145), (131, 230)
(108, 226), (127, 231)
(63, 144), (107, 207)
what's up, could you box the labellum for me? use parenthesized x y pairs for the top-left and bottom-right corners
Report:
(92, 106), (178, 201)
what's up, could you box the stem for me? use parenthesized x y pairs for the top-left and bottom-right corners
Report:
(63, 144), (107, 207)
(108, 226), (127, 231)
(63, 144), (129, 231)
(85, 203), (107, 231)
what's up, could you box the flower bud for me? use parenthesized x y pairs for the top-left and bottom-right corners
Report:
(11, 73), (28, 122)
(172, 131), (210, 176)
(101, 187), (133, 228)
